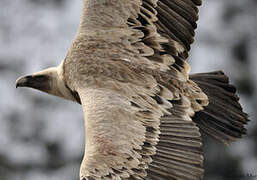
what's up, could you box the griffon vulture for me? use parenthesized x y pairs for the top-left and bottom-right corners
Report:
(16, 0), (249, 179)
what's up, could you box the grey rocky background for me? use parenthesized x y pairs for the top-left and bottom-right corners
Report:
(0, 0), (256, 180)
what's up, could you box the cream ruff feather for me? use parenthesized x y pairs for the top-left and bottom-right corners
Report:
(16, 0), (249, 179)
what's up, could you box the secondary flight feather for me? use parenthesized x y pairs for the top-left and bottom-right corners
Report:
(16, 0), (249, 179)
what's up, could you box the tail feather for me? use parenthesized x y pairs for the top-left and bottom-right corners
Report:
(190, 71), (249, 144)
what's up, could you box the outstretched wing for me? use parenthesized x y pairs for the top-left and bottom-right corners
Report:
(76, 76), (203, 180)
(76, 0), (207, 111)
(77, 77), (164, 179)
(79, 0), (202, 69)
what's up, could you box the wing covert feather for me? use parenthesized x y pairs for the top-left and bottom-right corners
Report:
(78, 0), (202, 71)
(77, 78), (165, 180)
(73, 0), (208, 111)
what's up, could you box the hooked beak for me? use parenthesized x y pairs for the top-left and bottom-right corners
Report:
(15, 74), (50, 92)
(16, 75), (33, 88)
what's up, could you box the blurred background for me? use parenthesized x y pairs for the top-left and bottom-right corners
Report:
(0, 0), (256, 179)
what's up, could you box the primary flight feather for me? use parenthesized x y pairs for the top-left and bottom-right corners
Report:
(16, 0), (249, 179)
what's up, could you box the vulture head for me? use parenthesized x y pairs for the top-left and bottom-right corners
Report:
(15, 62), (78, 102)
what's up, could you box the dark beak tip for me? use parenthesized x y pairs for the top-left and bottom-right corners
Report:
(15, 75), (30, 89)
(15, 78), (22, 89)
(15, 83), (21, 88)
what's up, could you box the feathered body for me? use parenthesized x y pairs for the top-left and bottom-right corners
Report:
(16, 0), (249, 179)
